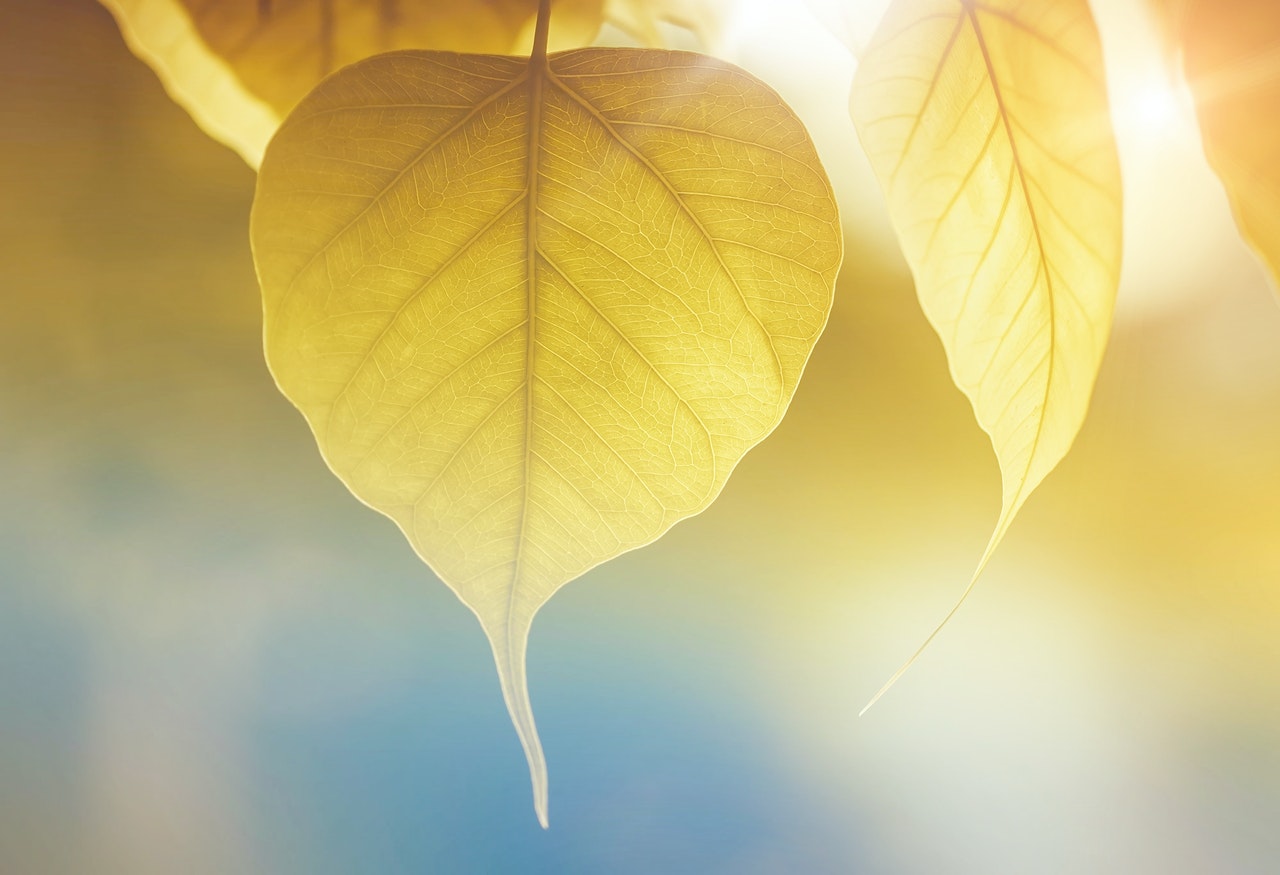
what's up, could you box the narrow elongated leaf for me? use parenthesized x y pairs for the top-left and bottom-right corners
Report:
(251, 47), (840, 824)
(99, 0), (604, 166)
(850, 0), (1121, 677)
(1154, 0), (1280, 290)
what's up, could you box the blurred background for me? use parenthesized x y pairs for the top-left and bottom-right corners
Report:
(1, 0), (1277, 872)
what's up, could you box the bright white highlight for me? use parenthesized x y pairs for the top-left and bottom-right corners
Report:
(1131, 76), (1183, 131)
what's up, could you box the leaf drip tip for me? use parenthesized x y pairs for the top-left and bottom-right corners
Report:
(859, 571), (980, 716)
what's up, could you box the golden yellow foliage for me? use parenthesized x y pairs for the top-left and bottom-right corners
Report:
(251, 40), (840, 824)
(850, 0), (1122, 700)
(604, 0), (732, 49)
(1154, 0), (1280, 291)
(98, 0), (605, 166)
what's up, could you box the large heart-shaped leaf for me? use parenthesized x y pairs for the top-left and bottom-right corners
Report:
(251, 45), (840, 823)
(850, 0), (1122, 698)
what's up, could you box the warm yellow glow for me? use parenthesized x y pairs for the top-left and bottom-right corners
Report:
(1092, 0), (1257, 316)
(850, 0), (1123, 694)
(1108, 50), (1199, 146)
(1130, 76), (1183, 132)
(1168, 0), (1280, 292)
(252, 46), (840, 826)
(97, 0), (606, 168)
(99, 0), (278, 167)
(802, 0), (894, 56)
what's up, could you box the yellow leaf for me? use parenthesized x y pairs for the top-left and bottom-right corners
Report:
(850, 0), (1122, 699)
(250, 39), (840, 823)
(604, 0), (732, 50)
(98, 0), (605, 167)
(1153, 0), (1280, 291)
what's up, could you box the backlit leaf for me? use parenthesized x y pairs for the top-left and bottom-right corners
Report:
(1153, 0), (1280, 291)
(850, 0), (1122, 692)
(251, 46), (840, 824)
(98, 0), (605, 166)
(803, 0), (893, 58)
(604, 0), (732, 50)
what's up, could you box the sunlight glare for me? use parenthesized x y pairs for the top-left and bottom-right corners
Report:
(1092, 0), (1250, 317)
(1119, 69), (1197, 140)
(1132, 76), (1182, 132)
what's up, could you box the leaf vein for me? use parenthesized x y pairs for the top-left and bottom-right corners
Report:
(273, 71), (528, 326)
(548, 70), (786, 405)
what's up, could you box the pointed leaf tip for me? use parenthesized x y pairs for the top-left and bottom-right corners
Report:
(251, 47), (840, 818)
(850, 0), (1122, 692)
(485, 615), (550, 827)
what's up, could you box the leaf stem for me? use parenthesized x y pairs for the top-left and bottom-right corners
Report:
(532, 0), (551, 65)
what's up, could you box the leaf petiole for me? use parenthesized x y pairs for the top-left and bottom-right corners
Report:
(532, 0), (551, 66)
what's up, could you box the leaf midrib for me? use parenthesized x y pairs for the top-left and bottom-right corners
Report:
(507, 31), (549, 657)
(288, 49), (791, 636)
(500, 53), (791, 625)
(963, 0), (1056, 515)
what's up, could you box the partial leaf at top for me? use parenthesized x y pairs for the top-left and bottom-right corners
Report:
(251, 46), (840, 824)
(98, 0), (605, 166)
(1152, 0), (1280, 292)
(850, 0), (1122, 692)
(604, 0), (732, 50)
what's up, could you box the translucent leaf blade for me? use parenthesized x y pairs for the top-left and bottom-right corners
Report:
(603, 0), (732, 49)
(98, 0), (606, 167)
(251, 47), (841, 824)
(851, 0), (1122, 572)
(1158, 0), (1280, 291)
